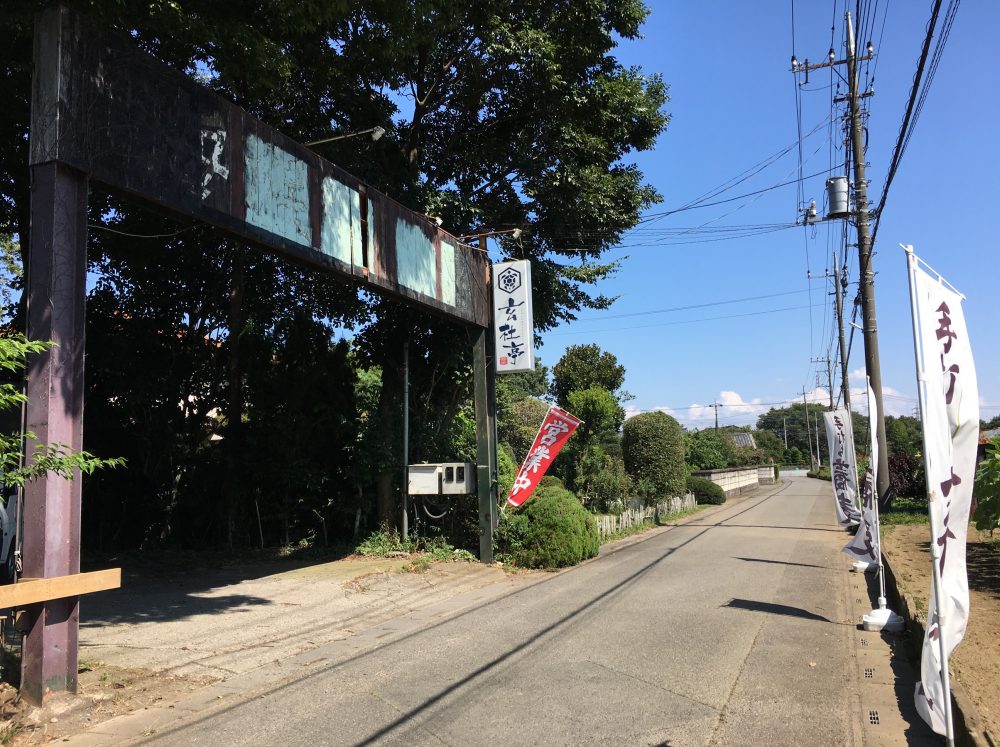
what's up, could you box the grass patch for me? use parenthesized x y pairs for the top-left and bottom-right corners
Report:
(0, 722), (22, 746)
(881, 496), (929, 526)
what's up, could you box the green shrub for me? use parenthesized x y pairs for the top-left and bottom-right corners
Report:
(773, 464), (779, 482)
(686, 476), (726, 505)
(622, 411), (686, 501)
(508, 483), (600, 568)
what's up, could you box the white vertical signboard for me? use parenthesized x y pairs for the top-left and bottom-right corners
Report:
(493, 260), (535, 374)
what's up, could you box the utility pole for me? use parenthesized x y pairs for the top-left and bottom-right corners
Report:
(710, 402), (720, 431)
(815, 411), (822, 468)
(833, 252), (851, 410)
(845, 11), (890, 505)
(791, 12), (887, 503)
(811, 356), (833, 409)
(783, 417), (788, 449)
(802, 388), (815, 470)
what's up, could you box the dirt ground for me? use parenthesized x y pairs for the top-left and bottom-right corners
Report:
(0, 661), (214, 744)
(881, 523), (1000, 744)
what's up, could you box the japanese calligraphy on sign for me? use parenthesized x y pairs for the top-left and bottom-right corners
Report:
(507, 406), (582, 507)
(822, 409), (861, 527)
(493, 260), (535, 373)
(907, 247), (979, 737)
(842, 383), (881, 565)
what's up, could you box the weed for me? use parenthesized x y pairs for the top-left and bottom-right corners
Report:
(0, 722), (22, 745)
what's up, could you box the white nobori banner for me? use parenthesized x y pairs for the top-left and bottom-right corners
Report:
(843, 383), (880, 565)
(493, 260), (535, 374)
(823, 409), (861, 527)
(907, 249), (979, 737)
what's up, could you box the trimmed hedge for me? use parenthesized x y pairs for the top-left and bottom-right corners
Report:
(686, 475), (726, 505)
(507, 482), (600, 568)
(622, 411), (686, 500)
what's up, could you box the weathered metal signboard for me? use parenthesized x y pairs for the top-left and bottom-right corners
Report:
(29, 6), (490, 328)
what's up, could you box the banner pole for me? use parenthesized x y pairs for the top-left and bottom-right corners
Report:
(903, 244), (955, 746)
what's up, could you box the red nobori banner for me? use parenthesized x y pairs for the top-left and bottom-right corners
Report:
(507, 405), (582, 508)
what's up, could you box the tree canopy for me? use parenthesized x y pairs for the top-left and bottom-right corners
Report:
(0, 1), (670, 550)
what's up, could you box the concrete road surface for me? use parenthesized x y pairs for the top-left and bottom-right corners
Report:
(110, 476), (896, 746)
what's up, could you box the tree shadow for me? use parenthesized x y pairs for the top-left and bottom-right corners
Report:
(965, 540), (1000, 600)
(722, 598), (832, 623)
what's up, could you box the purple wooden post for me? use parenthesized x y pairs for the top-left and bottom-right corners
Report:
(20, 162), (88, 705)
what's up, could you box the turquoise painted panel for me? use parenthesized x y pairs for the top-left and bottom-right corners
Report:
(320, 177), (357, 265)
(440, 241), (456, 307)
(367, 198), (376, 274)
(244, 134), (310, 246)
(395, 219), (436, 298)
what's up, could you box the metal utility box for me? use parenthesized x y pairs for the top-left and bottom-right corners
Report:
(408, 463), (476, 496)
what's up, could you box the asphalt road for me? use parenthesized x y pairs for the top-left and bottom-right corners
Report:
(142, 477), (865, 746)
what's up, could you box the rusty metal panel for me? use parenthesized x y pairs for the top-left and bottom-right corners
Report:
(29, 6), (490, 328)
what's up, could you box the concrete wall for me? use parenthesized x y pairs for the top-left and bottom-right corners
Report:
(691, 467), (761, 495)
(757, 465), (778, 485)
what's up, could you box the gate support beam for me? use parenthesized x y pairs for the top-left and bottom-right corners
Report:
(473, 327), (497, 564)
(21, 162), (88, 705)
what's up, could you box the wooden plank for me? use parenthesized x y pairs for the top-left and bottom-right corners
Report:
(0, 569), (121, 608)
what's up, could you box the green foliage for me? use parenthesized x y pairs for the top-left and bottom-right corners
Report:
(685, 430), (732, 470)
(506, 482), (600, 568)
(574, 445), (630, 512)
(355, 526), (473, 561)
(567, 387), (624, 441)
(756, 403), (829, 463)
(880, 497), (930, 526)
(753, 429), (785, 464)
(0, 330), (124, 489)
(973, 441), (1000, 532)
(497, 442), (517, 500)
(783, 446), (806, 465)
(686, 476), (725, 505)
(885, 415), (922, 456)
(0, 0), (669, 551)
(621, 411), (686, 501)
(498, 396), (550, 464)
(551, 345), (627, 407)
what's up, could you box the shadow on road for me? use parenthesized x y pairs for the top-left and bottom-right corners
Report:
(142, 484), (793, 745)
(722, 598), (832, 623)
(733, 556), (827, 569)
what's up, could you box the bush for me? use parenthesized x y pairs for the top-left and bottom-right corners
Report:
(686, 476), (726, 505)
(622, 411), (686, 501)
(506, 483), (600, 568)
(887, 452), (926, 503)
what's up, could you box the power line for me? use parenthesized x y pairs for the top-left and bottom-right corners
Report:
(576, 288), (811, 321)
(870, 0), (947, 246)
(548, 302), (825, 336)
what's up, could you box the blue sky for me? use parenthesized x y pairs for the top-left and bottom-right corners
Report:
(522, 0), (998, 429)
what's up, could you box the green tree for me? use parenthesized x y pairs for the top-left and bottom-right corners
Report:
(685, 430), (732, 471)
(756, 403), (829, 464)
(885, 415), (922, 456)
(551, 344), (628, 408)
(753, 429), (784, 464)
(621, 411), (685, 501)
(973, 440), (1000, 532)
(1, 0), (668, 548)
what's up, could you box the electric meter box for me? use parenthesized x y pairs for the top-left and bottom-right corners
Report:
(408, 463), (476, 496)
